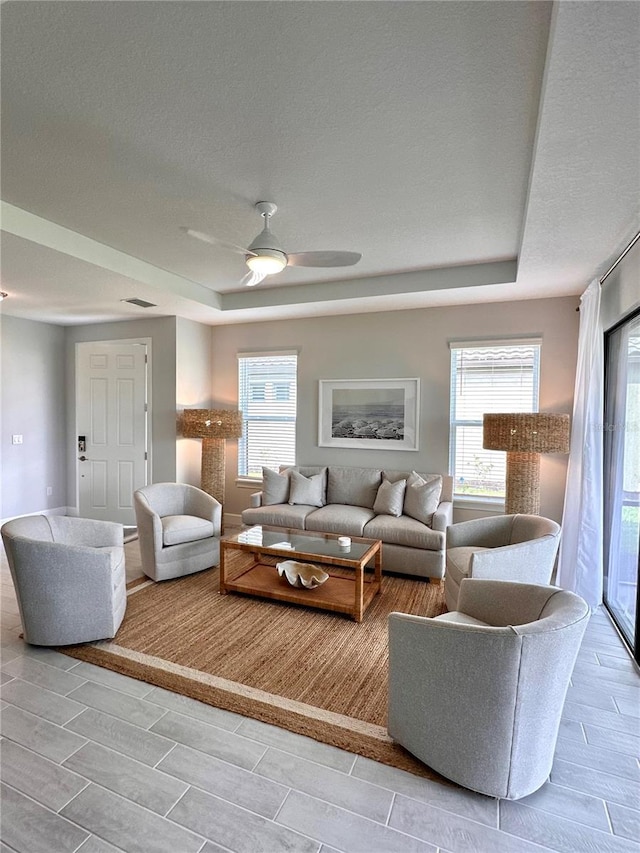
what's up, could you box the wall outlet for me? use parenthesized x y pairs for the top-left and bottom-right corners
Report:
(46, 487), (53, 496)
(12, 434), (23, 445)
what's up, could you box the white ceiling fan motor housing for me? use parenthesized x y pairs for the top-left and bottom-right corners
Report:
(246, 202), (288, 274)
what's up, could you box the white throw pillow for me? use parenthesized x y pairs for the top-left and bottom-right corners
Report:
(262, 467), (290, 505)
(373, 478), (406, 517)
(288, 469), (326, 507)
(403, 472), (443, 526)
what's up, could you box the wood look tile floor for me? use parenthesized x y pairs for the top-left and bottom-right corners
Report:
(1, 539), (639, 852)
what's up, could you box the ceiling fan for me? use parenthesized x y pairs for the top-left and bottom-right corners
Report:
(184, 201), (362, 287)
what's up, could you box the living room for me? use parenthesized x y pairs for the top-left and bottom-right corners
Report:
(1, 2), (639, 852)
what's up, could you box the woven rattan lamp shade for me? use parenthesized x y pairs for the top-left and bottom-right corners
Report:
(483, 413), (570, 514)
(182, 409), (243, 505)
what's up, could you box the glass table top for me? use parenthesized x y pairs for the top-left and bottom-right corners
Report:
(228, 525), (376, 561)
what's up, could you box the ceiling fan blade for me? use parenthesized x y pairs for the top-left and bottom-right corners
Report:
(182, 227), (256, 257)
(241, 269), (268, 287)
(286, 251), (362, 268)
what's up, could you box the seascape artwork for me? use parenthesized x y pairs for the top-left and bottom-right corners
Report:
(330, 388), (405, 441)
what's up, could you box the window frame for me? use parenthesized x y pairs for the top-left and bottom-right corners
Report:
(448, 339), (542, 502)
(237, 350), (298, 480)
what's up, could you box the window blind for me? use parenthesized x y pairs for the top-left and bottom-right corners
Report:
(449, 342), (541, 497)
(237, 352), (297, 477)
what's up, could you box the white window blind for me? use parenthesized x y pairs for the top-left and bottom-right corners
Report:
(449, 341), (541, 498)
(238, 352), (297, 478)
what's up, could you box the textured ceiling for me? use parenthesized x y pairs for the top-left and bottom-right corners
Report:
(1, 1), (638, 326)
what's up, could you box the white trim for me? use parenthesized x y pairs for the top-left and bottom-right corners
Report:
(0, 506), (68, 526)
(235, 477), (262, 489)
(453, 496), (505, 513)
(237, 349), (299, 359)
(224, 512), (243, 528)
(448, 337), (543, 350)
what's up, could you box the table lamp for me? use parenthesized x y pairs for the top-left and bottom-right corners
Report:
(482, 413), (570, 514)
(182, 408), (243, 505)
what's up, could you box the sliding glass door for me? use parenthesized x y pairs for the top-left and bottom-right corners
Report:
(604, 309), (640, 663)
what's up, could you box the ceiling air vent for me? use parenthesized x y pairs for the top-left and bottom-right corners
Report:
(122, 298), (157, 308)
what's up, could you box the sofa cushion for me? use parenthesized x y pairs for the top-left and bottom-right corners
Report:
(241, 504), (314, 530)
(403, 473), (443, 526)
(305, 505), (375, 536)
(373, 478), (406, 517)
(364, 515), (444, 551)
(288, 469), (326, 508)
(327, 467), (382, 508)
(161, 515), (214, 547)
(446, 545), (491, 586)
(262, 467), (290, 505)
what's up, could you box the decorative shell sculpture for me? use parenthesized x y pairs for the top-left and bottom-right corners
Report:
(277, 560), (329, 589)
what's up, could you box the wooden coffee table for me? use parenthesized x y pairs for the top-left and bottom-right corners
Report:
(220, 525), (382, 622)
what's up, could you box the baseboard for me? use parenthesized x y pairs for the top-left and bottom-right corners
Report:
(0, 506), (69, 526)
(224, 512), (243, 529)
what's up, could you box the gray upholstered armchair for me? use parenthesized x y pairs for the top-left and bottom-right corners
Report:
(1, 515), (126, 646)
(388, 578), (589, 800)
(133, 482), (221, 581)
(445, 513), (561, 610)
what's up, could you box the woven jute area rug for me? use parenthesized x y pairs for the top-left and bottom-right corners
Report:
(63, 568), (447, 777)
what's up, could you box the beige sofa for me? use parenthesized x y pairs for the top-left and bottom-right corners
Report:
(241, 465), (453, 580)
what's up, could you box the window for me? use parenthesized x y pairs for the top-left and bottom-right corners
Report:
(238, 351), (297, 478)
(449, 340), (541, 499)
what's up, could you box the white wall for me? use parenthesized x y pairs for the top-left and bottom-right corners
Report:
(176, 317), (214, 485)
(1, 315), (67, 518)
(211, 296), (580, 523)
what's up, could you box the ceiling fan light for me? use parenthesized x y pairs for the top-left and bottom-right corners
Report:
(246, 250), (287, 275)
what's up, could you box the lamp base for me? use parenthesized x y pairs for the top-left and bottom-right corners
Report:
(201, 437), (225, 505)
(505, 452), (540, 515)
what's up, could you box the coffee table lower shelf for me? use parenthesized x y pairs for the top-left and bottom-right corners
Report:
(220, 561), (380, 621)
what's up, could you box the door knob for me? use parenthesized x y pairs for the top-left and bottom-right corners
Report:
(78, 455), (87, 462)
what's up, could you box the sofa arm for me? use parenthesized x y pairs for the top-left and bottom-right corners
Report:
(249, 492), (263, 508)
(431, 501), (452, 532)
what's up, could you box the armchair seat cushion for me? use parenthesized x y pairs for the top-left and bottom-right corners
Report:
(161, 515), (215, 547)
(446, 545), (490, 586)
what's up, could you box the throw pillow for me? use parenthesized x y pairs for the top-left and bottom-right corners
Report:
(403, 472), (443, 526)
(373, 478), (406, 517)
(262, 467), (290, 505)
(288, 469), (326, 508)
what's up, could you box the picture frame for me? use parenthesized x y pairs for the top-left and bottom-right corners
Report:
(318, 378), (420, 451)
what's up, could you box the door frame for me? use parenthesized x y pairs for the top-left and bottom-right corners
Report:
(603, 308), (640, 664)
(74, 337), (153, 519)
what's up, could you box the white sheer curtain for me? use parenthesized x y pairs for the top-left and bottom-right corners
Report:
(557, 279), (604, 610)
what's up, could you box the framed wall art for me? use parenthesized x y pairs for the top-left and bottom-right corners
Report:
(318, 378), (420, 450)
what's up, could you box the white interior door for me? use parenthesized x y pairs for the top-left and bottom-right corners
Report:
(77, 341), (149, 524)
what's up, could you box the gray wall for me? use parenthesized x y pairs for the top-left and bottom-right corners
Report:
(64, 317), (178, 511)
(211, 295), (580, 523)
(1, 316), (67, 518)
(176, 317), (214, 485)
